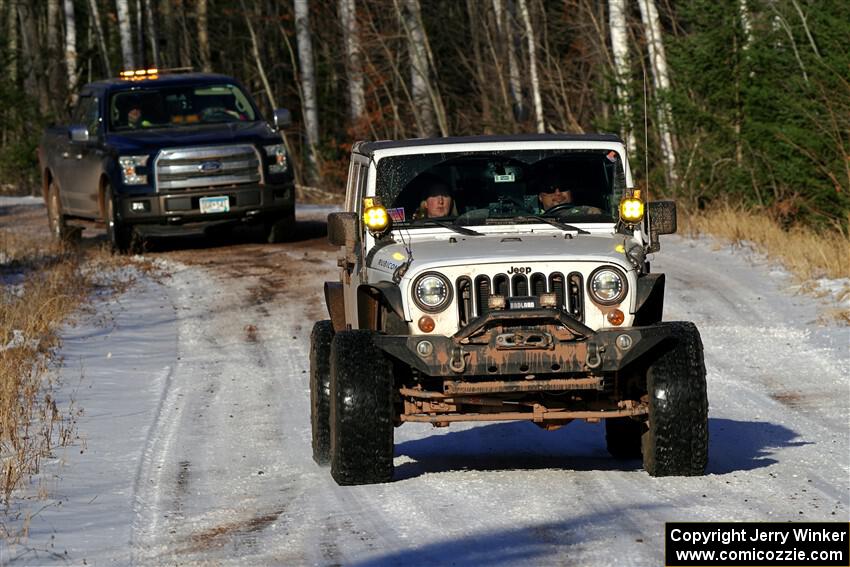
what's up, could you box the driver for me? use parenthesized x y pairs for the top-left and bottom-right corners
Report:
(538, 181), (574, 212)
(537, 178), (603, 214)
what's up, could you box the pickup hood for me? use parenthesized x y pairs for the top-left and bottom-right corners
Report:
(368, 231), (634, 276)
(106, 121), (279, 153)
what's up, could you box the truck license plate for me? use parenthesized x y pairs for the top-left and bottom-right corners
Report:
(199, 196), (230, 214)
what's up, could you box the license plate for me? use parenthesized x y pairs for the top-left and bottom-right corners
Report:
(199, 196), (230, 214)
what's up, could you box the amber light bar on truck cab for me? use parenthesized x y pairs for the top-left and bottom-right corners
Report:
(118, 67), (193, 80)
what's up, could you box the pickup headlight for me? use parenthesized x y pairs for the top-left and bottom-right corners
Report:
(413, 273), (452, 313)
(263, 144), (288, 174)
(588, 267), (628, 305)
(118, 155), (149, 185)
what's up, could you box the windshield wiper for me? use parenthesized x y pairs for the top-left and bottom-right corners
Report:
(408, 218), (483, 236)
(517, 215), (590, 234)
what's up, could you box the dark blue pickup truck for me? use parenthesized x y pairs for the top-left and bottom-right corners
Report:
(38, 70), (295, 251)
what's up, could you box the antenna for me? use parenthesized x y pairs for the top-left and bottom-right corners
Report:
(642, 64), (652, 240)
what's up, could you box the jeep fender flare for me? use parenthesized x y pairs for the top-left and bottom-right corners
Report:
(357, 282), (405, 331)
(633, 273), (665, 325)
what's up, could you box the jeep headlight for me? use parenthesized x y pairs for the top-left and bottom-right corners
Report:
(118, 155), (149, 185)
(413, 273), (452, 313)
(264, 144), (288, 173)
(588, 267), (627, 305)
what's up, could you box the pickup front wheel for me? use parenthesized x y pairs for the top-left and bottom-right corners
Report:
(105, 184), (134, 254)
(46, 180), (72, 241)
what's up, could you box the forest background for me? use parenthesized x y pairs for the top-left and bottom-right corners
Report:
(0, 0), (848, 232)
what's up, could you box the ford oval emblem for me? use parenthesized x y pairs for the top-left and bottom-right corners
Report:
(199, 160), (222, 173)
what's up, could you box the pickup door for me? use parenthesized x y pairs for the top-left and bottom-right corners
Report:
(62, 91), (105, 218)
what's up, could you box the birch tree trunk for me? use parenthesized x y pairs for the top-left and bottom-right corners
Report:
(63, 0), (78, 106)
(637, 0), (678, 188)
(116, 0), (135, 70)
(88, 0), (111, 75)
(160, 0), (178, 67)
(294, 0), (320, 183)
(399, 0), (435, 137)
(144, 0), (159, 68)
(492, 0), (523, 122)
(134, 0), (144, 67)
(608, 0), (635, 152)
(338, 0), (365, 125)
(517, 0), (544, 133)
(197, 0), (211, 72)
(7, 0), (17, 84)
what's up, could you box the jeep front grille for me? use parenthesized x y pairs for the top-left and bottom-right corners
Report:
(154, 145), (262, 191)
(457, 271), (584, 326)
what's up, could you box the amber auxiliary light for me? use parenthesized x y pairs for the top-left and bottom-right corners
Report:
(362, 197), (390, 234)
(619, 189), (645, 223)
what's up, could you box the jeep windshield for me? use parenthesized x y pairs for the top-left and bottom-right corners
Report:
(376, 149), (626, 228)
(108, 84), (258, 131)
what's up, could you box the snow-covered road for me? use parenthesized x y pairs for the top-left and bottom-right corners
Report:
(3, 204), (848, 566)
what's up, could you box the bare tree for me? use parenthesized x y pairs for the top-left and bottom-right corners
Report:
(116, 0), (135, 70)
(517, 0), (544, 132)
(159, 0), (178, 67)
(63, 0), (78, 105)
(7, 0), (17, 84)
(608, 0), (635, 151)
(339, 0), (366, 125)
(492, 0), (523, 121)
(637, 0), (677, 188)
(144, 0), (159, 68)
(134, 0), (144, 67)
(88, 0), (111, 76)
(294, 0), (320, 183)
(398, 0), (434, 136)
(198, 0), (211, 72)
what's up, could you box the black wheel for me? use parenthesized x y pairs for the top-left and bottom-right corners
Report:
(46, 180), (72, 242)
(605, 417), (644, 459)
(105, 184), (134, 254)
(264, 212), (295, 244)
(310, 320), (334, 465)
(329, 330), (395, 485)
(641, 322), (708, 476)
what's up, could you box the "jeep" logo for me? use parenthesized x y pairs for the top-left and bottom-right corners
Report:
(507, 266), (531, 274)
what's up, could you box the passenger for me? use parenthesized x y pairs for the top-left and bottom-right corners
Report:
(415, 180), (455, 219)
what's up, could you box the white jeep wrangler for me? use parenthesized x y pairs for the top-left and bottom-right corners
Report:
(311, 134), (708, 485)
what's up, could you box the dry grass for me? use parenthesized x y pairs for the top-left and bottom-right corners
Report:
(0, 229), (136, 513)
(680, 203), (850, 322)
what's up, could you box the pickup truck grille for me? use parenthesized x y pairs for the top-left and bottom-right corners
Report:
(456, 271), (584, 326)
(154, 145), (261, 191)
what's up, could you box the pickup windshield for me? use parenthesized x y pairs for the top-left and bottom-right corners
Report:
(108, 83), (257, 131)
(377, 149), (626, 227)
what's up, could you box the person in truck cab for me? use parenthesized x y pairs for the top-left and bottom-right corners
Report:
(125, 99), (151, 128)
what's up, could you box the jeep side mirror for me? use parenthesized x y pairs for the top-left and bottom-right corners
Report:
(272, 108), (292, 129)
(69, 125), (90, 143)
(328, 212), (359, 247)
(646, 200), (677, 253)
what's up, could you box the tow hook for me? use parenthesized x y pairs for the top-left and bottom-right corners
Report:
(586, 342), (603, 369)
(450, 347), (466, 373)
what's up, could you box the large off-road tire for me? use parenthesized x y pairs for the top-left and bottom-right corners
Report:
(46, 179), (73, 242)
(329, 330), (395, 485)
(105, 184), (134, 254)
(605, 417), (644, 459)
(641, 321), (708, 476)
(309, 320), (334, 465)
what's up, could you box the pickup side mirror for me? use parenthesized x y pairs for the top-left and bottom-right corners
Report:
(69, 125), (90, 143)
(646, 200), (677, 253)
(328, 212), (359, 247)
(273, 108), (292, 129)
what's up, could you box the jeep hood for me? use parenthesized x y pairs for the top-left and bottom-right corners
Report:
(368, 232), (635, 276)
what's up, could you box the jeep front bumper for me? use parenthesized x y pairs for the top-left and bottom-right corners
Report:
(373, 308), (673, 377)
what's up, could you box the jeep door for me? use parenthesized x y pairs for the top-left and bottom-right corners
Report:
(343, 157), (371, 327)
